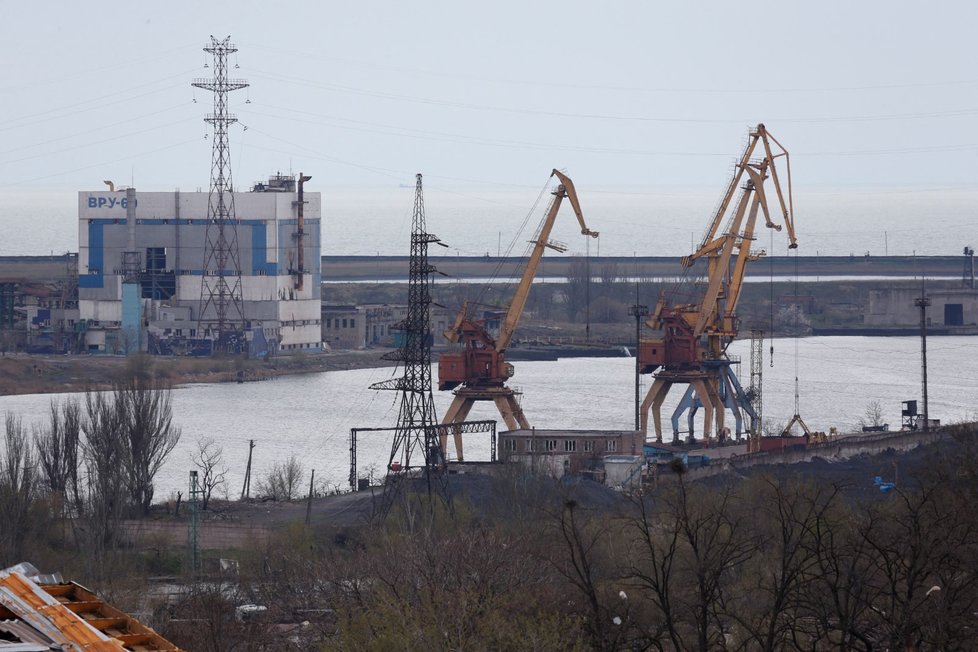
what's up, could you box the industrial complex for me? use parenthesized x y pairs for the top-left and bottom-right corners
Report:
(76, 176), (322, 356)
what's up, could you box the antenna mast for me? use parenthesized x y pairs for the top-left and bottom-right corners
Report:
(192, 36), (249, 353)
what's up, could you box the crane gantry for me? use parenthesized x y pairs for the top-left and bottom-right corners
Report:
(638, 123), (797, 443)
(437, 169), (599, 460)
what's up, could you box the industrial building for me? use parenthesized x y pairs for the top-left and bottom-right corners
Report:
(864, 286), (978, 328)
(498, 428), (646, 481)
(77, 175), (321, 354)
(321, 302), (455, 350)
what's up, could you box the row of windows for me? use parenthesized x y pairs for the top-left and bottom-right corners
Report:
(324, 318), (356, 329)
(503, 438), (616, 453)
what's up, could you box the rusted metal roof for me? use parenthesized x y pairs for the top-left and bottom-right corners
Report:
(0, 565), (181, 652)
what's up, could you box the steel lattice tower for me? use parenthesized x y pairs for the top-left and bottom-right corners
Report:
(749, 329), (764, 449)
(192, 36), (248, 353)
(370, 174), (443, 488)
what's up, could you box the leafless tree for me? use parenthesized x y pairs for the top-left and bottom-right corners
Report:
(114, 373), (181, 514)
(858, 399), (885, 430)
(191, 436), (228, 510)
(81, 391), (128, 557)
(728, 478), (841, 651)
(34, 398), (83, 516)
(0, 415), (43, 565)
(258, 455), (304, 501)
(627, 491), (684, 650)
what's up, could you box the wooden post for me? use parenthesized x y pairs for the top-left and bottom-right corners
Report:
(305, 469), (316, 526)
(240, 439), (255, 500)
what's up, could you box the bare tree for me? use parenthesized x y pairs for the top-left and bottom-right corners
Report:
(191, 436), (228, 510)
(0, 415), (43, 565)
(35, 398), (83, 516)
(115, 373), (181, 514)
(552, 499), (624, 651)
(258, 455), (304, 501)
(81, 391), (128, 557)
(854, 399), (887, 432)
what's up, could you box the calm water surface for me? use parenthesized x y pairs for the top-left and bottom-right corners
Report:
(1, 336), (976, 498)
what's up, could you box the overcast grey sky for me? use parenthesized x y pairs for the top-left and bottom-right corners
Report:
(2, 0), (977, 195)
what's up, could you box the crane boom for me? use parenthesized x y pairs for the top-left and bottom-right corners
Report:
(437, 170), (599, 458)
(497, 169), (598, 350)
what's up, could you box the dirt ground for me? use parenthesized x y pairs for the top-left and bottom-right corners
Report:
(0, 349), (395, 396)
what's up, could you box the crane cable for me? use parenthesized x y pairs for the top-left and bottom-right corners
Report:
(792, 247), (802, 418)
(474, 177), (550, 311)
(769, 227), (775, 367)
(585, 235), (591, 342)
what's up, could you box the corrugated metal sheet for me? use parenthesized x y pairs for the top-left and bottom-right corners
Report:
(0, 571), (123, 651)
(0, 566), (180, 652)
(0, 618), (52, 645)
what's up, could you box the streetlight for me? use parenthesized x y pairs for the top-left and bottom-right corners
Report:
(628, 285), (649, 432)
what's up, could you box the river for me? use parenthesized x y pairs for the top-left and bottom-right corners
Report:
(0, 335), (975, 499)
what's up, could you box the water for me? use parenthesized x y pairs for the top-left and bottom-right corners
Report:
(1, 336), (975, 498)
(3, 187), (976, 258)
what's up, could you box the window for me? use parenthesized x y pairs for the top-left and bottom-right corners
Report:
(583, 440), (594, 453)
(545, 439), (558, 452)
(606, 439), (618, 452)
(350, 318), (356, 328)
(504, 439), (517, 452)
(342, 318), (348, 328)
(525, 438), (533, 452)
(564, 440), (577, 452)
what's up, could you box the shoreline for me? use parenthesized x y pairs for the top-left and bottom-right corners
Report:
(0, 350), (397, 397)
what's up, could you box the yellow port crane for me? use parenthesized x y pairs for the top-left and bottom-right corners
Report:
(437, 169), (599, 460)
(638, 123), (797, 443)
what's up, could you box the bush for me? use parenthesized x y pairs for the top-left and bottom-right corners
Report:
(256, 455), (304, 501)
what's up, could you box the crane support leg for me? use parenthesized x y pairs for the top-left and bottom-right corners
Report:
(441, 396), (475, 462)
(492, 394), (529, 431)
(641, 377), (672, 442)
(704, 378), (725, 441)
(717, 373), (743, 440)
(721, 366), (757, 440)
(690, 378), (714, 443)
(672, 385), (698, 439)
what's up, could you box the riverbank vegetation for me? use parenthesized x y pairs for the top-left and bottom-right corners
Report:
(3, 414), (977, 650)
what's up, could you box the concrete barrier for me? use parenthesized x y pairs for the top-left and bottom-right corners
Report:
(666, 428), (954, 482)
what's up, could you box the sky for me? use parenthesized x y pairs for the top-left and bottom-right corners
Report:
(1, 0), (977, 197)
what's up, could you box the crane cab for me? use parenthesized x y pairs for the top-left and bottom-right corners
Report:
(437, 348), (508, 391)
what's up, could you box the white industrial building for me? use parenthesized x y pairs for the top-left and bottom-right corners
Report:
(77, 175), (322, 355)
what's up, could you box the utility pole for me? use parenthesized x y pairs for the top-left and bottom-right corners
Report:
(305, 469), (315, 526)
(963, 246), (975, 289)
(240, 439), (255, 499)
(914, 280), (931, 431)
(189, 470), (201, 575)
(628, 283), (649, 432)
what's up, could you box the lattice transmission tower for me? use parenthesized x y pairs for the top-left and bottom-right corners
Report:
(192, 36), (248, 353)
(370, 174), (445, 493)
(748, 328), (764, 451)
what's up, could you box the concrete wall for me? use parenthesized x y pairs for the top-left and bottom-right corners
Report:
(120, 520), (269, 551)
(670, 429), (952, 483)
(866, 288), (978, 326)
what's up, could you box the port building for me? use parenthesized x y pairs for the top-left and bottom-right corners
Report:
(77, 175), (321, 354)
